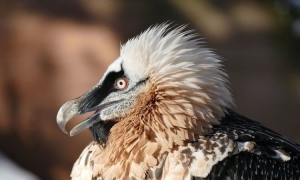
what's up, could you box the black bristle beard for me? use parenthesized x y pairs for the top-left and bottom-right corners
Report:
(89, 121), (116, 144)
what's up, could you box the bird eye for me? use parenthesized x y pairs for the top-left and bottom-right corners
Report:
(115, 78), (128, 90)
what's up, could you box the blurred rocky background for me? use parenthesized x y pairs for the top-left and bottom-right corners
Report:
(0, 0), (299, 179)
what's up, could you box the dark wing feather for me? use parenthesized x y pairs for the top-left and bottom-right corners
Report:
(194, 152), (300, 180)
(214, 109), (300, 155)
(193, 109), (300, 180)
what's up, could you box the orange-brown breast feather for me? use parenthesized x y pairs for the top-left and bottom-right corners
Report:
(75, 79), (220, 179)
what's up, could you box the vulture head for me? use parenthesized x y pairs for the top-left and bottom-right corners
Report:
(57, 24), (234, 146)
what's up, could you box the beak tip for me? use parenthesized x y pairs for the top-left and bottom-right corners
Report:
(57, 121), (69, 134)
(56, 100), (79, 135)
(62, 129), (69, 135)
(57, 112), (68, 134)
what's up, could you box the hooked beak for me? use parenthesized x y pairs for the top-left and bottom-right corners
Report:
(56, 84), (123, 136)
(57, 66), (126, 136)
(56, 98), (80, 134)
(56, 86), (106, 136)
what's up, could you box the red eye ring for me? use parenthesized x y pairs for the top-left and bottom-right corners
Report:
(115, 78), (128, 90)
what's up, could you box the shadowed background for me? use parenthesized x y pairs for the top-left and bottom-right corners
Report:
(0, 0), (299, 179)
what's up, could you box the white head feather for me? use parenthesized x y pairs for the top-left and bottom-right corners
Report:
(117, 24), (234, 124)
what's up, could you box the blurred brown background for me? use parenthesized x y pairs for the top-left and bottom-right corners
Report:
(0, 0), (299, 179)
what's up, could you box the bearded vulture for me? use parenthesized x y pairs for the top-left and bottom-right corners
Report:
(57, 24), (300, 180)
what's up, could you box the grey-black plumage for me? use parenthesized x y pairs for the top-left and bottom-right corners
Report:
(90, 121), (116, 143)
(195, 109), (300, 180)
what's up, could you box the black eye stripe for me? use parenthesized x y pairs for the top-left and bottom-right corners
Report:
(78, 68), (124, 112)
(77, 63), (149, 113)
